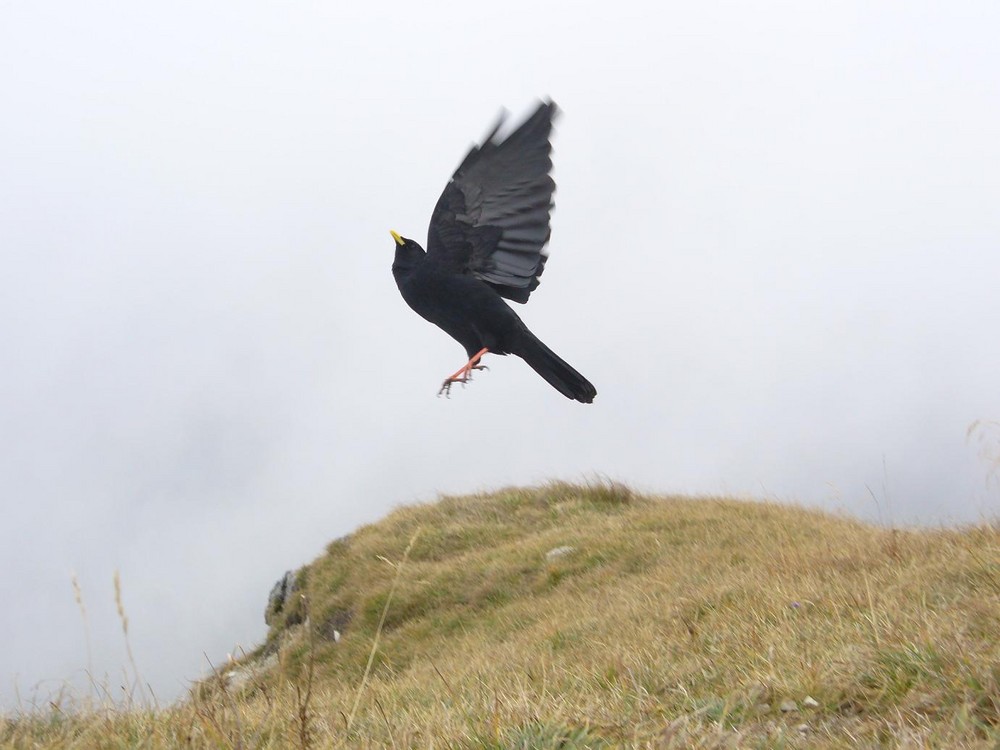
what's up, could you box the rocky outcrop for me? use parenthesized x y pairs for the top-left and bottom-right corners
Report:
(265, 570), (302, 627)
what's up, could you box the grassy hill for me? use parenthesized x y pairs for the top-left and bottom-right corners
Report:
(5, 482), (1000, 748)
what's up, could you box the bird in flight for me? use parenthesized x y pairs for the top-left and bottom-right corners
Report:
(390, 99), (597, 403)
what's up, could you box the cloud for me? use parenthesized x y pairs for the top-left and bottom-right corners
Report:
(2, 0), (999, 709)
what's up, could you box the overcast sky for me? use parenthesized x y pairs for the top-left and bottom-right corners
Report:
(2, 0), (999, 710)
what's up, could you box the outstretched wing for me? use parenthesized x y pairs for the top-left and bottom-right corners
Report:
(426, 100), (557, 304)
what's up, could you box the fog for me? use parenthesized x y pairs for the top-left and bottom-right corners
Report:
(2, 1), (998, 709)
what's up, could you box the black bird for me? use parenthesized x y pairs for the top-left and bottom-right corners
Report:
(390, 100), (596, 403)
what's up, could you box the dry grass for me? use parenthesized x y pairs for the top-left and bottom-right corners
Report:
(5, 481), (1000, 748)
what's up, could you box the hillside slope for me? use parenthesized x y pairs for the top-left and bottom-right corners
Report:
(6, 483), (1000, 748)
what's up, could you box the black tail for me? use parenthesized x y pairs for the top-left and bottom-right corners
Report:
(516, 333), (597, 403)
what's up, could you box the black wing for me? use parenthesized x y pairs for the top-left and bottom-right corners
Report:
(426, 100), (557, 304)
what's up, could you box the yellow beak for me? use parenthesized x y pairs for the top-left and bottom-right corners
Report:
(390, 230), (404, 246)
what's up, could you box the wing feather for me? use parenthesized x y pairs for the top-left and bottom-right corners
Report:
(426, 100), (558, 303)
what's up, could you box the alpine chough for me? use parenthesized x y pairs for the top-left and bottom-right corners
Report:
(390, 100), (596, 403)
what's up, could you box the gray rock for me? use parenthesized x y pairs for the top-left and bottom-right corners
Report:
(226, 653), (278, 689)
(802, 696), (819, 708)
(780, 699), (798, 713)
(265, 570), (298, 626)
(545, 545), (575, 561)
(319, 607), (352, 642)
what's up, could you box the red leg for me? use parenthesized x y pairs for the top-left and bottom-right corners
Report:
(439, 348), (489, 396)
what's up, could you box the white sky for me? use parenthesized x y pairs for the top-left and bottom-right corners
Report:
(2, 0), (999, 710)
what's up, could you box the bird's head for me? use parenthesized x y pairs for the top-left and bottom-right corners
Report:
(390, 230), (425, 271)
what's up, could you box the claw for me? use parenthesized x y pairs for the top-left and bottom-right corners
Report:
(437, 347), (489, 397)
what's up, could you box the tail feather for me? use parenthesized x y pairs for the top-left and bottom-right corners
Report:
(516, 333), (596, 403)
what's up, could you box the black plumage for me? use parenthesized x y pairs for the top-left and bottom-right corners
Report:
(391, 100), (596, 403)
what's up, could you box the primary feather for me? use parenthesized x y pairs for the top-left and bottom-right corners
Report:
(426, 101), (557, 303)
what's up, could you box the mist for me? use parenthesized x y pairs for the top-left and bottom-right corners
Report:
(2, 1), (998, 709)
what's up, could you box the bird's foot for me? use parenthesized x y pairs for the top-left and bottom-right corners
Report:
(438, 378), (459, 398)
(437, 348), (490, 398)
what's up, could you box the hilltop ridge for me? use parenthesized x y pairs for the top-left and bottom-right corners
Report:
(226, 482), (1000, 747)
(5, 482), (1000, 748)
